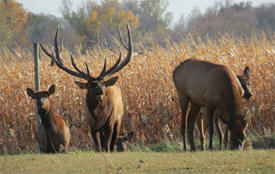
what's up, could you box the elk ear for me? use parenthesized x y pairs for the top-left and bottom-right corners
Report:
(104, 76), (118, 87)
(26, 88), (35, 98)
(243, 66), (250, 79)
(48, 84), (55, 96)
(75, 81), (89, 89)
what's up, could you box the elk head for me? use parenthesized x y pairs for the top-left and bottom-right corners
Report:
(229, 66), (251, 149)
(26, 85), (55, 113)
(220, 106), (251, 149)
(238, 66), (252, 100)
(116, 131), (134, 152)
(230, 107), (251, 149)
(40, 24), (132, 104)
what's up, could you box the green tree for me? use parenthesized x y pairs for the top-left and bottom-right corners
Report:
(255, 4), (275, 35)
(0, 0), (27, 48)
(137, 0), (172, 46)
(185, 1), (259, 40)
(61, 0), (139, 50)
(138, 0), (172, 33)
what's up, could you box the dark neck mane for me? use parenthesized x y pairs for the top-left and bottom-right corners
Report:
(38, 107), (56, 130)
(86, 93), (106, 118)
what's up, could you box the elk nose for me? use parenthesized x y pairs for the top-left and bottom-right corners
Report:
(244, 92), (252, 100)
(36, 100), (42, 106)
(247, 92), (252, 99)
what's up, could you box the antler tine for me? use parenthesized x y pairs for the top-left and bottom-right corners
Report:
(70, 54), (95, 80)
(117, 26), (144, 57)
(118, 24), (144, 58)
(50, 50), (55, 66)
(54, 28), (63, 65)
(60, 35), (64, 55)
(40, 44), (55, 66)
(118, 25), (128, 50)
(107, 24), (132, 75)
(97, 59), (107, 80)
(85, 62), (90, 76)
(40, 28), (92, 80)
(98, 53), (122, 80)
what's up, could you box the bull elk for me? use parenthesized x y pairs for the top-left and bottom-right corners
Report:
(26, 85), (70, 153)
(40, 24), (133, 152)
(196, 66), (251, 150)
(173, 58), (251, 151)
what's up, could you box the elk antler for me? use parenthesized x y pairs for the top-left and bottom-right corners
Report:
(40, 24), (133, 81)
(41, 30), (93, 80)
(98, 24), (133, 79)
(118, 25), (143, 58)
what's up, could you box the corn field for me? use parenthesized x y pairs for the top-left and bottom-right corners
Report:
(0, 35), (274, 153)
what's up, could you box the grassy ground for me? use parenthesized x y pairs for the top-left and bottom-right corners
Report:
(0, 150), (274, 174)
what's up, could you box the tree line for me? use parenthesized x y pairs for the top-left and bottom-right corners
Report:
(1, 0), (275, 52)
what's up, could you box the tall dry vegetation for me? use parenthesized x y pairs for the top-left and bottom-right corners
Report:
(0, 35), (274, 153)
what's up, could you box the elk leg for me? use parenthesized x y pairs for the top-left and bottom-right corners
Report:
(178, 95), (190, 152)
(196, 116), (206, 151)
(207, 108), (215, 150)
(224, 126), (230, 150)
(91, 130), (101, 152)
(100, 130), (106, 151)
(215, 117), (224, 150)
(104, 127), (114, 152)
(187, 103), (201, 151)
(111, 120), (121, 152)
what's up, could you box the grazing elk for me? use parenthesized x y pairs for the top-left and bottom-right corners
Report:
(26, 85), (70, 153)
(116, 131), (134, 152)
(40, 24), (133, 152)
(197, 67), (251, 150)
(173, 59), (251, 151)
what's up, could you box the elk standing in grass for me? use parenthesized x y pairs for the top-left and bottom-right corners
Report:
(173, 59), (251, 151)
(26, 85), (70, 153)
(41, 24), (132, 152)
(197, 66), (251, 150)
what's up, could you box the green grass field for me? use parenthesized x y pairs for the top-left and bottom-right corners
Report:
(0, 150), (274, 174)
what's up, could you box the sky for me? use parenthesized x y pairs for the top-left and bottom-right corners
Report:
(16, 0), (275, 24)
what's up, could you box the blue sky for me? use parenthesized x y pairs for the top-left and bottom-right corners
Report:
(16, 0), (275, 24)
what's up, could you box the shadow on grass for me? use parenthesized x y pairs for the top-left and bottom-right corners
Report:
(128, 134), (275, 152)
(1, 135), (274, 154)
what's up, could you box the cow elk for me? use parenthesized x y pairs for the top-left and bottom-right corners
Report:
(26, 85), (70, 153)
(40, 24), (133, 152)
(197, 67), (251, 150)
(173, 59), (251, 151)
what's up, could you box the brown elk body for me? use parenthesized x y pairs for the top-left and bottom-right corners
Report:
(26, 85), (70, 153)
(196, 67), (251, 150)
(40, 24), (133, 152)
(172, 58), (251, 151)
(84, 81), (124, 152)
